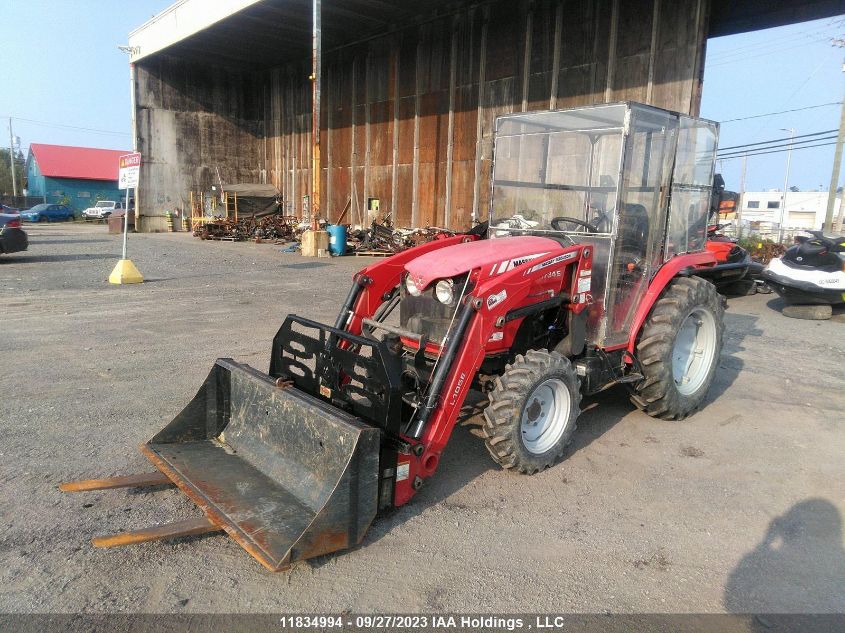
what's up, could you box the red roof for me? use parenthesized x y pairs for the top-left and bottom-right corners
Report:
(29, 143), (130, 181)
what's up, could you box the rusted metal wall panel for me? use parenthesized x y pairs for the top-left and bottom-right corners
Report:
(135, 57), (265, 231)
(136, 0), (709, 232)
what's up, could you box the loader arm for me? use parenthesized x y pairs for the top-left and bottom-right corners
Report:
(342, 235), (477, 337)
(394, 244), (592, 506)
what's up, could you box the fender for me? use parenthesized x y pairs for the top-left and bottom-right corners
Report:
(623, 251), (717, 354)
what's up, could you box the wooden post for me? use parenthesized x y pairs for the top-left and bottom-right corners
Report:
(471, 7), (489, 224)
(604, 0), (619, 102)
(311, 0), (321, 220)
(444, 17), (459, 228)
(351, 57), (358, 224)
(521, 6), (533, 112)
(645, 0), (660, 104)
(364, 51), (372, 223)
(326, 64), (333, 221)
(390, 44), (400, 224)
(411, 36), (422, 228)
(550, 2), (562, 109)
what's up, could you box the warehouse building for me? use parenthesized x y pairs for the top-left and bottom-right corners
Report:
(126, 0), (843, 232)
(26, 144), (128, 211)
(740, 190), (842, 230)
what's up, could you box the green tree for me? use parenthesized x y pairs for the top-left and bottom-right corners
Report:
(0, 148), (26, 196)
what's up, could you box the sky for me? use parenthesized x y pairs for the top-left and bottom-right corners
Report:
(0, 0), (173, 154)
(701, 15), (845, 192)
(0, 2), (843, 194)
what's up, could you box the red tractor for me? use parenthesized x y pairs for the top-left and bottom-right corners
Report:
(64, 102), (726, 571)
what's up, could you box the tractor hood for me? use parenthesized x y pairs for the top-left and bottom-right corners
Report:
(405, 236), (562, 290)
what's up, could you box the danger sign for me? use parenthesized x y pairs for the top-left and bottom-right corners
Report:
(118, 152), (141, 189)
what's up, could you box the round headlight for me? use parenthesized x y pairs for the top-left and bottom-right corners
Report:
(405, 275), (422, 297)
(435, 279), (455, 304)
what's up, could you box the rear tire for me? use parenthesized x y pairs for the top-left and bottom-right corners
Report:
(633, 276), (724, 420)
(482, 349), (581, 474)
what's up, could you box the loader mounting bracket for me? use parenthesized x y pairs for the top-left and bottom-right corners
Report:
(270, 315), (404, 435)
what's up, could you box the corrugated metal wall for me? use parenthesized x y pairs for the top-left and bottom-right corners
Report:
(135, 0), (708, 231)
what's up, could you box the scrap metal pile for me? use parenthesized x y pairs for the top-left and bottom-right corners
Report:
(194, 213), (301, 242)
(349, 220), (456, 255)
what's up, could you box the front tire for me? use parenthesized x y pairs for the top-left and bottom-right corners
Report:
(482, 349), (581, 474)
(633, 276), (724, 420)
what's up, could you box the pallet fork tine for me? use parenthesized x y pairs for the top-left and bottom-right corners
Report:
(92, 517), (221, 548)
(59, 472), (174, 493)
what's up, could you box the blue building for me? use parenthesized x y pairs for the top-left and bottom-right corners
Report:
(26, 144), (129, 211)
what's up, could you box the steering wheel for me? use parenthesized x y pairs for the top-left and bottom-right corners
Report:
(550, 216), (598, 233)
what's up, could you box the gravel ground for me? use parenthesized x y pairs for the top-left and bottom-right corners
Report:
(0, 222), (843, 614)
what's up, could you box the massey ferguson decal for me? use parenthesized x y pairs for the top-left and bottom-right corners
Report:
(525, 251), (578, 275)
(489, 252), (548, 276)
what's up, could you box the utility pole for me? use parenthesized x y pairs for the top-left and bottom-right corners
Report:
(738, 153), (747, 238)
(8, 117), (17, 197)
(835, 183), (845, 234)
(824, 90), (845, 233)
(778, 128), (794, 243)
(830, 187), (845, 235)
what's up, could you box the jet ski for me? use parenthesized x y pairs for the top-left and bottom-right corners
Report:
(763, 231), (845, 305)
(701, 224), (766, 295)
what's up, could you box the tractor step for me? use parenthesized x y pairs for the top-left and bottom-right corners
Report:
(615, 372), (644, 384)
(92, 517), (221, 548)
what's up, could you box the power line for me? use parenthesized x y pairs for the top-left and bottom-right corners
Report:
(719, 134), (837, 156)
(707, 35), (837, 67)
(707, 27), (836, 61)
(718, 141), (837, 160)
(720, 102), (841, 123)
(718, 129), (837, 151)
(707, 30), (836, 62)
(718, 135), (838, 157)
(0, 115), (130, 137)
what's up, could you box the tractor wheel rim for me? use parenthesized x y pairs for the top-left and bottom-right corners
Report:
(672, 307), (717, 396)
(520, 378), (571, 455)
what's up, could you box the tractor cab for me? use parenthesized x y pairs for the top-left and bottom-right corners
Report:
(489, 102), (718, 347)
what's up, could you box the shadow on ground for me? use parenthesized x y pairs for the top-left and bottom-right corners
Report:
(27, 239), (111, 245)
(0, 253), (115, 263)
(724, 498), (845, 613)
(309, 383), (635, 571)
(705, 309), (762, 403)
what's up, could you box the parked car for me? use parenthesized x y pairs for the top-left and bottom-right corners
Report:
(21, 203), (75, 222)
(0, 213), (28, 254)
(83, 200), (123, 221)
(0, 204), (20, 214)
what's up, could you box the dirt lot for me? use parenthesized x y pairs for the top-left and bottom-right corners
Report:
(1, 222), (843, 614)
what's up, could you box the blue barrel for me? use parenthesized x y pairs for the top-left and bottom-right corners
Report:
(326, 224), (347, 256)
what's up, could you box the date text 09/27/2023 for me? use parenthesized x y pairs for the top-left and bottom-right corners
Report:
(277, 615), (576, 630)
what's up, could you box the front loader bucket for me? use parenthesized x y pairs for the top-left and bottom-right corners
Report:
(141, 358), (381, 571)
